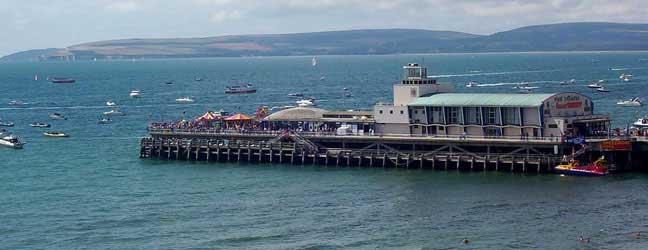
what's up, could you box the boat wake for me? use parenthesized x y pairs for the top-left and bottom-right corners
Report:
(428, 69), (560, 78)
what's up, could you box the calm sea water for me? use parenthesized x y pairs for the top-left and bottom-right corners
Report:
(2, 53), (648, 249)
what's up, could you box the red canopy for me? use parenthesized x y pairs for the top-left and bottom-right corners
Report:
(196, 111), (219, 121)
(225, 113), (252, 121)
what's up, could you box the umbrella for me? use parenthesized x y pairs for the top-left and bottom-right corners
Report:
(225, 113), (252, 121)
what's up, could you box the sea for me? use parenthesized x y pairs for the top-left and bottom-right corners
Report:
(2, 52), (648, 249)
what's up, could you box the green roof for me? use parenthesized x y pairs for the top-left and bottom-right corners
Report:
(409, 93), (557, 107)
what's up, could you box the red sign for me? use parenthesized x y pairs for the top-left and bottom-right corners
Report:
(601, 140), (632, 151)
(556, 101), (582, 109)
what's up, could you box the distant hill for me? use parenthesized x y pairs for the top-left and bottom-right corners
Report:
(4, 22), (648, 61)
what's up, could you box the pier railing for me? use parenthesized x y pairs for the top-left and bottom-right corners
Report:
(147, 128), (579, 143)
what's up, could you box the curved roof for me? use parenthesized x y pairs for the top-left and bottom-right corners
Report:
(264, 107), (329, 121)
(409, 93), (558, 107)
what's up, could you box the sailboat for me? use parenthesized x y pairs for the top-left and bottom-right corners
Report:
(311, 56), (317, 67)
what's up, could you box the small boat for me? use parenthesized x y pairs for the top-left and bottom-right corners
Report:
(8, 100), (24, 105)
(175, 97), (195, 103)
(194, 77), (204, 82)
(165, 81), (174, 85)
(344, 91), (352, 97)
(49, 77), (76, 83)
(0, 134), (24, 149)
(554, 157), (608, 176)
(106, 101), (117, 106)
(312, 56), (318, 67)
(598, 79), (606, 83)
(288, 93), (304, 97)
(319, 76), (326, 81)
(98, 118), (112, 124)
(634, 117), (648, 128)
(466, 81), (478, 87)
(49, 113), (67, 120)
(623, 77), (632, 82)
(225, 84), (256, 94)
(596, 87), (610, 92)
(0, 120), (14, 127)
(129, 90), (141, 98)
(30, 122), (51, 128)
(296, 98), (316, 107)
(617, 98), (641, 107)
(587, 83), (603, 88)
(43, 132), (69, 137)
(103, 110), (125, 116)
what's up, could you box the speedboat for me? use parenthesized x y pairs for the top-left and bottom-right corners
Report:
(617, 98), (641, 107)
(194, 77), (204, 82)
(288, 93), (304, 97)
(466, 81), (478, 87)
(554, 157), (608, 176)
(587, 83), (603, 88)
(30, 122), (51, 128)
(623, 76), (632, 82)
(98, 118), (112, 124)
(0, 134), (24, 149)
(175, 97), (195, 103)
(129, 90), (141, 98)
(598, 79), (606, 83)
(296, 98), (316, 107)
(43, 132), (69, 137)
(225, 84), (256, 94)
(0, 122), (14, 127)
(106, 101), (117, 106)
(49, 113), (67, 120)
(103, 110), (125, 116)
(596, 86), (610, 92)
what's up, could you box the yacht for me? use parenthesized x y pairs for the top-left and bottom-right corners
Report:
(43, 132), (69, 137)
(225, 84), (256, 94)
(175, 97), (195, 103)
(129, 90), (141, 98)
(587, 83), (603, 88)
(288, 93), (304, 97)
(30, 122), (51, 128)
(0, 134), (23, 149)
(296, 98), (316, 107)
(466, 81), (478, 88)
(617, 98), (641, 107)
(49, 77), (76, 83)
(103, 110), (125, 116)
(106, 101), (117, 107)
(98, 118), (112, 124)
(0, 122), (14, 127)
(49, 113), (67, 120)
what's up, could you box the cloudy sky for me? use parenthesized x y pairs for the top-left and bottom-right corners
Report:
(1, 0), (648, 56)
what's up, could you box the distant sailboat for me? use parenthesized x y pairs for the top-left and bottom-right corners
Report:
(312, 56), (317, 67)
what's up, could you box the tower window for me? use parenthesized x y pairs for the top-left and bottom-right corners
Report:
(410, 88), (417, 97)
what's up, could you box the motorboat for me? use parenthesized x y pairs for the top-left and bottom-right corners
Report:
(225, 84), (256, 94)
(49, 77), (75, 83)
(623, 76), (632, 82)
(49, 113), (67, 120)
(175, 97), (195, 103)
(98, 118), (112, 124)
(596, 87), (610, 92)
(617, 98), (641, 107)
(296, 98), (316, 107)
(554, 157), (608, 176)
(30, 122), (51, 128)
(466, 81), (478, 87)
(288, 93), (304, 97)
(106, 101), (117, 106)
(103, 110), (125, 116)
(129, 90), (141, 98)
(598, 79), (606, 83)
(8, 100), (24, 105)
(43, 132), (69, 137)
(587, 83), (603, 88)
(165, 81), (174, 85)
(0, 134), (24, 149)
(194, 77), (205, 82)
(633, 117), (648, 128)
(0, 122), (14, 127)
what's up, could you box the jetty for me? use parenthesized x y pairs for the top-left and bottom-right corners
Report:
(140, 63), (646, 173)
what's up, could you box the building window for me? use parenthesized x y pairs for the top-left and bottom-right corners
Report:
(414, 110), (418, 114)
(445, 107), (459, 124)
(400, 110), (404, 114)
(484, 107), (497, 124)
(410, 88), (417, 97)
(390, 110), (393, 114)
(501, 107), (519, 125)
(465, 107), (481, 124)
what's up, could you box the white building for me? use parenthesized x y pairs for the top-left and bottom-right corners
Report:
(374, 64), (609, 138)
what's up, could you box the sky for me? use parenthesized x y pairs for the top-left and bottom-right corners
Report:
(1, 0), (648, 56)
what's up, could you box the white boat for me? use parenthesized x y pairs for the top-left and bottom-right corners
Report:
(98, 118), (112, 124)
(617, 98), (641, 107)
(466, 81), (478, 87)
(49, 113), (67, 120)
(43, 132), (69, 137)
(0, 134), (23, 149)
(619, 74), (626, 79)
(623, 77), (632, 82)
(587, 83), (603, 88)
(103, 110), (125, 116)
(0, 122), (14, 127)
(312, 56), (317, 67)
(175, 97), (195, 103)
(296, 98), (315, 107)
(106, 101), (117, 106)
(288, 93), (304, 97)
(596, 87), (610, 92)
(598, 79), (606, 83)
(129, 90), (141, 98)
(8, 100), (24, 105)
(633, 117), (648, 128)
(30, 122), (50, 128)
